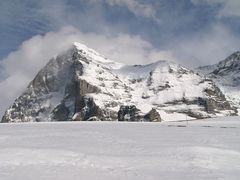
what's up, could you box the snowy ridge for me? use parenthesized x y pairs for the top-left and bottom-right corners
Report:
(74, 42), (123, 69)
(1, 42), (237, 122)
(77, 53), (233, 120)
(197, 51), (240, 113)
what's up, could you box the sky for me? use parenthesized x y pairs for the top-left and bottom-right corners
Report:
(0, 0), (240, 117)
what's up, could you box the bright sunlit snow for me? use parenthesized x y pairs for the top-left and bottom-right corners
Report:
(0, 116), (240, 180)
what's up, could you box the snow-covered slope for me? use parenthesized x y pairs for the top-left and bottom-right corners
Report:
(198, 51), (240, 113)
(1, 42), (236, 122)
(0, 117), (240, 180)
(114, 60), (236, 120)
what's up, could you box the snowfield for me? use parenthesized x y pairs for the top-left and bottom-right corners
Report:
(0, 117), (240, 180)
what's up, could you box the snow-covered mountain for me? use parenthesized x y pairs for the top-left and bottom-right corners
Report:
(198, 51), (240, 113)
(1, 42), (237, 122)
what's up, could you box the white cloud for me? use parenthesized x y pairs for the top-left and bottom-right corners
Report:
(89, 0), (158, 21)
(191, 0), (240, 17)
(170, 24), (240, 67)
(0, 26), (173, 118)
(107, 0), (156, 18)
(218, 0), (240, 17)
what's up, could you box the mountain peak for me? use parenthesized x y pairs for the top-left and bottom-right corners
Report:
(211, 51), (240, 75)
(224, 51), (240, 62)
(230, 51), (240, 56)
(73, 42), (95, 53)
(72, 41), (115, 64)
(2, 43), (237, 123)
(196, 51), (240, 111)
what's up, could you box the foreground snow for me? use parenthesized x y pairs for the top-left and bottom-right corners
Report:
(0, 117), (240, 180)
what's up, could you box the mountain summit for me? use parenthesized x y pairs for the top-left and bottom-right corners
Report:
(198, 51), (240, 112)
(2, 43), (236, 122)
(212, 51), (240, 76)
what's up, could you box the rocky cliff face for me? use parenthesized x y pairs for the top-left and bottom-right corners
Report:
(197, 51), (240, 114)
(1, 43), (237, 122)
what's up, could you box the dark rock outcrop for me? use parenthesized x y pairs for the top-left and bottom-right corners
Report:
(2, 50), (77, 122)
(118, 105), (140, 121)
(144, 109), (162, 122)
(72, 96), (102, 121)
(117, 106), (162, 122)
